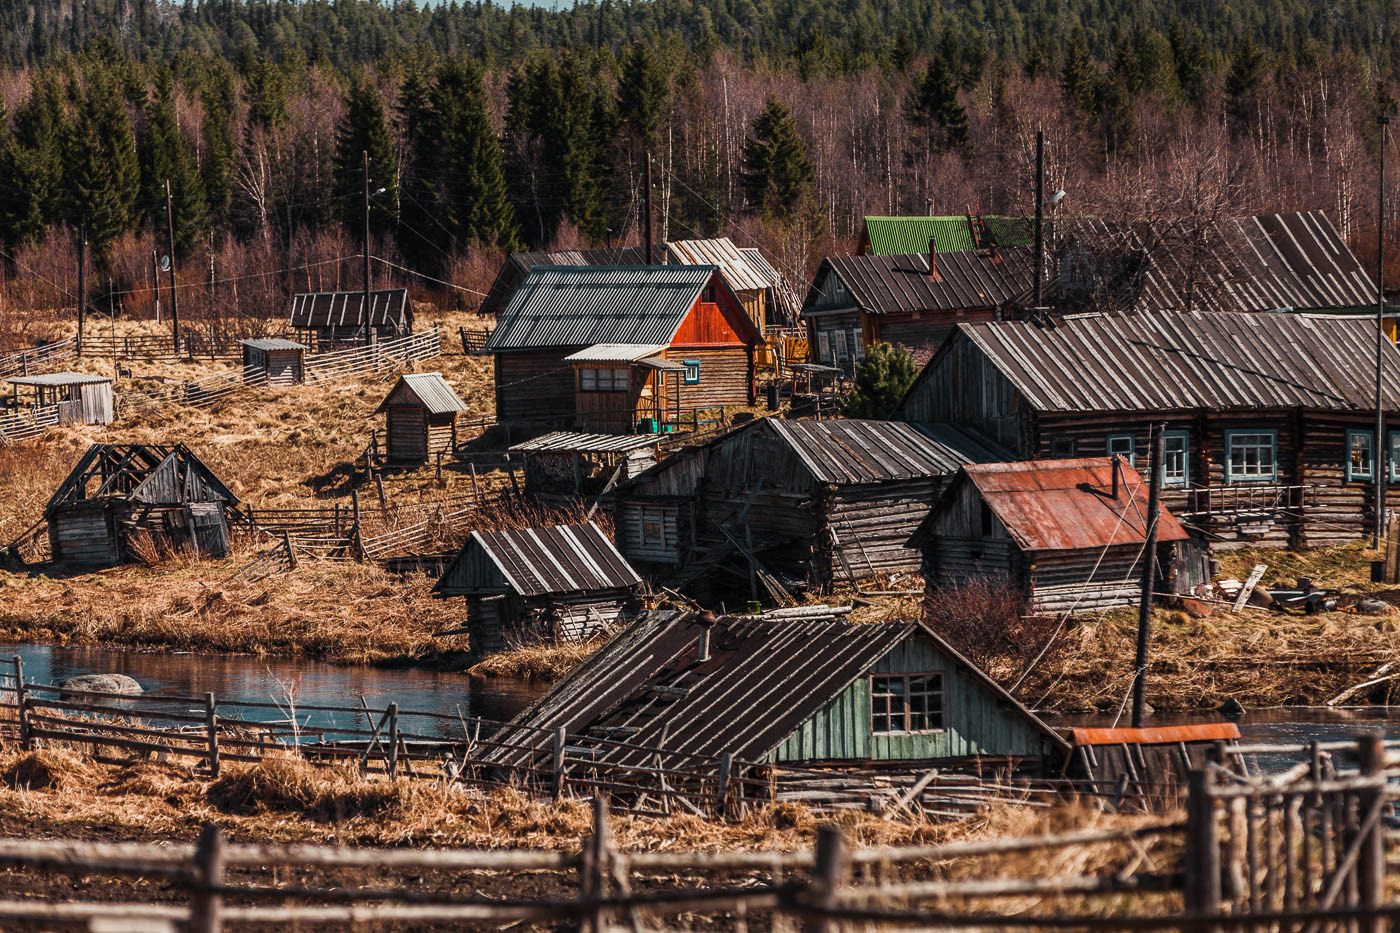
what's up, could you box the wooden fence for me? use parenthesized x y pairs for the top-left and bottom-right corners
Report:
(0, 336), (77, 379)
(76, 328), (257, 361)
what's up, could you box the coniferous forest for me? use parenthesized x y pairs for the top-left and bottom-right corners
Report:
(0, 0), (1397, 325)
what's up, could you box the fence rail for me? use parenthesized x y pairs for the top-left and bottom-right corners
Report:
(0, 336), (78, 379)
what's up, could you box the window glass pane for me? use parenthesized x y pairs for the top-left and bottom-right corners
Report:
(1107, 434), (1135, 465)
(581, 369), (596, 391)
(1163, 433), (1189, 485)
(1350, 432), (1375, 480)
(1228, 433), (1275, 480)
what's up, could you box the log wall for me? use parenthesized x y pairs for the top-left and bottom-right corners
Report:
(495, 351), (576, 425)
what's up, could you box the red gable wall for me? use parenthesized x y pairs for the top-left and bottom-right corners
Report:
(670, 271), (761, 347)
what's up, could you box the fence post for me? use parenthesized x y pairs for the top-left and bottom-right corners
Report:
(801, 824), (847, 933)
(1184, 768), (1221, 925)
(1358, 732), (1386, 933)
(282, 531), (297, 570)
(190, 823), (225, 933)
(205, 692), (220, 778)
(553, 727), (567, 799)
(581, 795), (612, 933)
(387, 703), (399, 780)
(716, 753), (733, 818)
(12, 656), (27, 751)
(469, 462), (481, 506)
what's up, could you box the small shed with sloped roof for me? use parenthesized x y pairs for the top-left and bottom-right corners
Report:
(509, 431), (661, 498)
(374, 373), (467, 464)
(287, 288), (412, 348)
(240, 338), (306, 386)
(433, 522), (645, 654)
(8, 372), (113, 426)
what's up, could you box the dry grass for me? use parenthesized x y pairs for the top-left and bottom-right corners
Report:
(468, 638), (605, 680)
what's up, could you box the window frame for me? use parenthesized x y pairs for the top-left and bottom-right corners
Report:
(638, 507), (666, 547)
(870, 672), (945, 735)
(1162, 430), (1191, 487)
(1224, 429), (1279, 483)
(1048, 436), (1078, 459)
(1390, 431), (1400, 483)
(578, 367), (628, 393)
(1347, 429), (1376, 482)
(1106, 433), (1136, 466)
(683, 360), (701, 385)
(817, 331), (831, 362)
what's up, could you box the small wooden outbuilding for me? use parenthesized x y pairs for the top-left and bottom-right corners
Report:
(7, 372), (113, 425)
(911, 458), (1193, 613)
(287, 288), (412, 349)
(374, 372), (468, 464)
(240, 338), (306, 386)
(44, 443), (239, 565)
(509, 431), (661, 500)
(432, 522), (644, 655)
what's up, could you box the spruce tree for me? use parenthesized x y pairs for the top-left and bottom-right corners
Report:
(905, 57), (969, 158)
(64, 68), (139, 259)
(1061, 33), (1099, 113)
(10, 73), (65, 230)
(333, 72), (398, 245)
(843, 342), (918, 419)
(740, 95), (815, 221)
(199, 64), (236, 227)
(141, 69), (208, 256)
(617, 40), (669, 147)
(0, 108), (45, 248)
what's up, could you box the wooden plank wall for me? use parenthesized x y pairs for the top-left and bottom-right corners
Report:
(898, 338), (1024, 451)
(48, 505), (117, 564)
(495, 351), (576, 424)
(666, 346), (753, 409)
(386, 407), (428, 461)
(821, 480), (942, 582)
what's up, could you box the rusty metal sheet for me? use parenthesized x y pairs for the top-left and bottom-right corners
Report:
(1070, 722), (1242, 747)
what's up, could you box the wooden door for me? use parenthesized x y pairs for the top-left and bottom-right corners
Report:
(185, 502), (232, 558)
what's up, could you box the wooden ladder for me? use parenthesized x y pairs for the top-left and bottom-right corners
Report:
(966, 210), (990, 249)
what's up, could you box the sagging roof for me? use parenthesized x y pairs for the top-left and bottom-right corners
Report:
(374, 372), (467, 415)
(483, 611), (1069, 769)
(924, 458), (1189, 553)
(8, 372), (112, 387)
(563, 344), (668, 363)
(666, 237), (771, 293)
(928, 309), (1400, 413)
(288, 289), (411, 331)
(486, 265), (746, 351)
(434, 522), (642, 598)
(806, 248), (1035, 316)
(767, 419), (1010, 484)
(240, 338), (306, 352)
(510, 431), (661, 454)
(45, 444), (237, 516)
(861, 216), (1033, 255)
(479, 247), (651, 317)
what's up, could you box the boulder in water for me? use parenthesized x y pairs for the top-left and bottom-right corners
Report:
(59, 673), (143, 697)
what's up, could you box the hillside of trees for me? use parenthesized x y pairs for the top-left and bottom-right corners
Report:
(0, 0), (1395, 331)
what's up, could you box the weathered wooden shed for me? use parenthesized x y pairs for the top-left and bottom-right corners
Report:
(508, 431), (661, 500)
(483, 610), (1070, 776)
(240, 338), (306, 386)
(911, 458), (1193, 613)
(7, 372), (113, 426)
(432, 522), (645, 655)
(44, 443), (239, 565)
(287, 288), (412, 349)
(374, 372), (467, 464)
(612, 417), (1008, 596)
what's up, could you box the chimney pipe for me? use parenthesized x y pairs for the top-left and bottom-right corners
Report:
(697, 610), (717, 663)
(928, 237), (939, 282)
(1111, 454), (1121, 500)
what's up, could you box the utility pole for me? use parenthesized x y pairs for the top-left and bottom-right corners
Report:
(76, 224), (86, 357)
(1131, 423), (1166, 728)
(363, 150), (374, 348)
(643, 154), (654, 264)
(1377, 114), (1390, 549)
(1033, 129), (1045, 308)
(165, 180), (180, 353)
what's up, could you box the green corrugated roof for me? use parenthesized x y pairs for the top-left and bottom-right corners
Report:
(861, 216), (1033, 255)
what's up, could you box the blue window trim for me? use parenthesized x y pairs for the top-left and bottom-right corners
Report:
(1390, 431), (1400, 483)
(1163, 430), (1190, 487)
(1106, 433), (1135, 466)
(683, 359), (701, 385)
(1224, 428), (1278, 483)
(1347, 429), (1376, 482)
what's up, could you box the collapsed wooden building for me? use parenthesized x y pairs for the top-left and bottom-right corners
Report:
(912, 458), (1196, 613)
(508, 432), (661, 500)
(611, 417), (1007, 597)
(44, 444), (239, 565)
(896, 310), (1400, 550)
(287, 288), (412, 349)
(432, 522), (645, 654)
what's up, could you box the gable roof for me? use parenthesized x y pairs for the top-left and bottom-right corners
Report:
(45, 444), (237, 516)
(288, 289), (411, 330)
(861, 216), (1033, 255)
(486, 265), (752, 351)
(766, 419), (1010, 483)
(806, 248), (1035, 316)
(906, 309), (1400, 415)
(479, 247), (651, 317)
(374, 372), (467, 415)
(433, 522), (641, 598)
(483, 611), (1070, 769)
(666, 237), (771, 293)
(739, 247), (802, 320)
(922, 458), (1189, 553)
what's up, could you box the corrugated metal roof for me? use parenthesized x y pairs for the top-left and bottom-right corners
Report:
(8, 372), (112, 386)
(487, 265), (721, 351)
(240, 338), (306, 351)
(947, 310), (1400, 413)
(767, 419), (1010, 483)
(862, 216), (1033, 255)
(479, 247), (652, 317)
(510, 431), (661, 454)
(955, 458), (1189, 552)
(739, 247), (801, 319)
(437, 522), (641, 598)
(666, 237), (771, 293)
(287, 289), (411, 330)
(483, 611), (1068, 769)
(805, 248), (1035, 316)
(374, 372), (467, 415)
(562, 344), (668, 363)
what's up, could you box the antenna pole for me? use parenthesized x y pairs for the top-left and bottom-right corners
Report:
(363, 149), (375, 349)
(643, 154), (654, 264)
(1033, 129), (1044, 308)
(76, 223), (86, 357)
(165, 180), (180, 353)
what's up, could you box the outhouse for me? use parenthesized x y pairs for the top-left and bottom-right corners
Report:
(374, 372), (467, 464)
(240, 338), (306, 385)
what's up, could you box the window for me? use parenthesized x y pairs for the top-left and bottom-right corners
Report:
(579, 368), (628, 392)
(1347, 430), (1375, 482)
(1049, 436), (1077, 458)
(834, 331), (849, 361)
(871, 673), (944, 734)
(1390, 432), (1400, 482)
(639, 507), (666, 546)
(1107, 434), (1135, 465)
(580, 368), (597, 391)
(850, 330), (865, 360)
(1163, 431), (1190, 486)
(817, 331), (831, 362)
(1225, 430), (1278, 482)
(683, 360), (701, 385)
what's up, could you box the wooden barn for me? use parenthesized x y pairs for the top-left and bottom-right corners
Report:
(895, 310), (1400, 550)
(240, 338), (306, 386)
(611, 417), (1007, 596)
(432, 522), (645, 655)
(486, 265), (762, 431)
(287, 288), (412, 348)
(7, 372), (113, 426)
(801, 246), (1033, 370)
(374, 373), (467, 464)
(482, 610), (1070, 777)
(44, 444), (239, 565)
(509, 432), (661, 500)
(911, 458), (1194, 613)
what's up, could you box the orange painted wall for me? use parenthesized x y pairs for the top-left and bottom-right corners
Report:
(670, 273), (761, 347)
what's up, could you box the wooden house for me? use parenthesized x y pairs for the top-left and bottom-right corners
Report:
(478, 247), (649, 318)
(432, 522), (645, 654)
(858, 215), (1032, 255)
(896, 310), (1400, 550)
(801, 246), (1033, 370)
(666, 238), (796, 329)
(374, 372), (467, 464)
(287, 288), (412, 349)
(44, 444), (239, 565)
(509, 431), (661, 500)
(240, 338), (306, 386)
(485, 265), (762, 431)
(911, 458), (1194, 613)
(611, 417), (1007, 596)
(7, 373), (113, 426)
(482, 610), (1071, 777)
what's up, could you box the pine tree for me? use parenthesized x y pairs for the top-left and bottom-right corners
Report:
(199, 63), (236, 227)
(617, 40), (669, 148)
(10, 73), (65, 230)
(740, 95), (815, 221)
(1226, 38), (1265, 132)
(141, 69), (208, 256)
(333, 72), (398, 245)
(905, 57), (970, 157)
(0, 107), (45, 248)
(843, 342), (918, 419)
(1061, 32), (1099, 113)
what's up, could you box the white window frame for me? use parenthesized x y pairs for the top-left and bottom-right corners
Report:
(1106, 433), (1135, 466)
(1347, 429), (1375, 482)
(1163, 430), (1190, 487)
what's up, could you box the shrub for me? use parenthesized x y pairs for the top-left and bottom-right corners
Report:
(843, 342), (918, 419)
(922, 579), (1064, 682)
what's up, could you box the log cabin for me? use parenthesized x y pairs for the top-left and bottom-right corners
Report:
(911, 458), (1195, 614)
(240, 338), (306, 386)
(486, 265), (762, 432)
(6, 372), (114, 426)
(44, 444), (239, 565)
(287, 288), (412, 349)
(374, 372), (467, 464)
(432, 522), (644, 655)
(895, 310), (1400, 551)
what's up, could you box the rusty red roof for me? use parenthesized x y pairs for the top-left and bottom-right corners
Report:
(1070, 722), (1240, 746)
(961, 458), (1189, 552)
